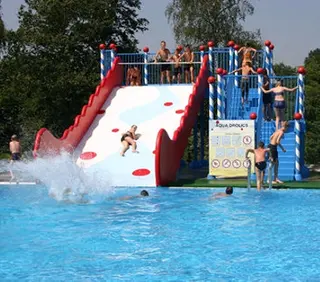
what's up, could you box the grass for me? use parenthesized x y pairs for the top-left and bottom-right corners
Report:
(0, 153), (10, 160)
(170, 168), (320, 189)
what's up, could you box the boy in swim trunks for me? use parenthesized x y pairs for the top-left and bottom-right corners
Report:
(229, 62), (257, 105)
(180, 45), (195, 83)
(171, 48), (182, 84)
(9, 135), (21, 183)
(268, 121), (288, 184)
(245, 141), (270, 191)
(155, 41), (171, 84)
(9, 135), (21, 161)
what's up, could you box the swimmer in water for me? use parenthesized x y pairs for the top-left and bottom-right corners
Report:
(118, 190), (149, 201)
(211, 186), (233, 199)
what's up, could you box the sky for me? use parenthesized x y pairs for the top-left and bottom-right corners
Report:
(2, 0), (320, 66)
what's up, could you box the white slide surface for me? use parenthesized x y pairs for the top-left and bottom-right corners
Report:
(75, 85), (193, 187)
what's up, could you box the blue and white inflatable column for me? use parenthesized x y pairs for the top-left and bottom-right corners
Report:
(233, 44), (240, 88)
(264, 40), (271, 76)
(208, 41), (214, 75)
(208, 76), (216, 120)
(216, 68), (223, 119)
(143, 46), (149, 85)
(227, 40), (235, 72)
(269, 43), (275, 76)
(99, 43), (106, 81)
(294, 66), (306, 181)
(297, 66), (306, 116)
(109, 43), (117, 69)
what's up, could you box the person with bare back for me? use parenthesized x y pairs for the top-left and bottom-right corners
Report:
(245, 141), (270, 191)
(229, 62), (257, 105)
(120, 125), (140, 156)
(171, 48), (182, 84)
(261, 80), (298, 130)
(268, 121), (289, 184)
(180, 45), (195, 83)
(9, 135), (21, 162)
(238, 43), (257, 67)
(155, 41), (171, 84)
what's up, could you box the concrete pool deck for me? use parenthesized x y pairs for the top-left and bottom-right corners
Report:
(170, 167), (320, 189)
(1, 165), (319, 189)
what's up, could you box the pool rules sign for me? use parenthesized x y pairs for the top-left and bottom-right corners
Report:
(209, 120), (255, 178)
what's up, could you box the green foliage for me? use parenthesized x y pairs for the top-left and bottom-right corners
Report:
(0, 0), (148, 153)
(165, 0), (261, 47)
(304, 49), (320, 164)
(274, 63), (296, 76)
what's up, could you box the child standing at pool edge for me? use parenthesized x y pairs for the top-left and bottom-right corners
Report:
(245, 141), (270, 191)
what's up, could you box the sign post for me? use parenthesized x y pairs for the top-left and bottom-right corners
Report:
(208, 120), (255, 178)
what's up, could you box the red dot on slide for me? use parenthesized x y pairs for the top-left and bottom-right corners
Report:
(164, 102), (173, 106)
(152, 150), (155, 154)
(97, 109), (105, 114)
(80, 152), (97, 160)
(132, 168), (151, 176)
(175, 109), (184, 114)
(241, 128), (243, 131)
(112, 128), (119, 132)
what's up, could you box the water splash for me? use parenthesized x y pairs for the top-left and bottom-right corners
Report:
(10, 150), (114, 203)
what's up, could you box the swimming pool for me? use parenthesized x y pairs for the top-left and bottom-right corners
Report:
(1, 185), (320, 281)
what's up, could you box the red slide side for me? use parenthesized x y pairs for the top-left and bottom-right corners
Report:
(155, 55), (209, 186)
(33, 57), (123, 156)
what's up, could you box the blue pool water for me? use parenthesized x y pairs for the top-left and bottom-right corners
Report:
(1, 185), (320, 281)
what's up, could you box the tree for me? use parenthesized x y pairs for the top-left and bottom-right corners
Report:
(273, 63), (296, 76)
(165, 0), (261, 47)
(304, 49), (320, 164)
(0, 0), (148, 153)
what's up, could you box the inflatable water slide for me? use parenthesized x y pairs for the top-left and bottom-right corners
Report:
(33, 56), (209, 187)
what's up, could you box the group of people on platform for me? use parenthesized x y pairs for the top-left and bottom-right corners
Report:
(126, 40), (196, 86)
(229, 43), (298, 130)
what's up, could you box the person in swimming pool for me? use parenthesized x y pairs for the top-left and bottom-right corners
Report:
(245, 141), (270, 191)
(180, 45), (195, 83)
(120, 125), (139, 156)
(211, 186), (233, 199)
(118, 190), (149, 200)
(261, 80), (298, 130)
(268, 121), (289, 184)
(238, 43), (257, 67)
(229, 62), (257, 105)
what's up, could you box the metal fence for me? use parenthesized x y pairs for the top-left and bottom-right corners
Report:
(102, 48), (266, 85)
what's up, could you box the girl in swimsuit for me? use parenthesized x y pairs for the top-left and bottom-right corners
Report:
(120, 125), (139, 156)
(261, 80), (298, 130)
